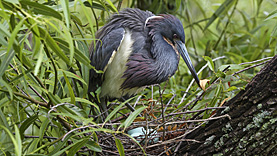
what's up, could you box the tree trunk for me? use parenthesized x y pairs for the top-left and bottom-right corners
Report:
(177, 55), (277, 156)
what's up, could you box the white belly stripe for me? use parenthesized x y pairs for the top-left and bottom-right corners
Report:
(101, 29), (143, 98)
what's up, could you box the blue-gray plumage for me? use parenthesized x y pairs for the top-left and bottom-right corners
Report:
(89, 8), (200, 112)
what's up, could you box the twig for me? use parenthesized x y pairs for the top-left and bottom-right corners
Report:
(47, 103), (74, 131)
(238, 57), (272, 65)
(162, 107), (226, 120)
(83, 112), (230, 129)
(133, 95), (142, 108)
(62, 125), (91, 141)
(232, 60), (271, 76)
(172, 117), (211, 155)
(47, 103), (76, 120)
(144, 114), (231, 127)
(159, 94), (176, 118)
(102, 149), (119, 155)
(23, 135), (57, 139)
(100, 114), (231, 128)
(0, 89), (47, 107)
(158, 144), (175, 156)
(125, 139), (200, 152)
(111, 112), (130, 123)
(9, 64), (48, 103)
(6, 77), (28, 96)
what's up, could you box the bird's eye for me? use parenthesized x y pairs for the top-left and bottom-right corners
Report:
(173, 34), (179, 39)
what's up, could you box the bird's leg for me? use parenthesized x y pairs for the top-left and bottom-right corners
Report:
(121, 97), (142, 117)
(158, 85), (166, 141)
(88, 93), (103, 122)
(121, 97), (136, 112)
(100, 98), (109, 121)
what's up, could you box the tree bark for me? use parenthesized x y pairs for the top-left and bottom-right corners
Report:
(178, 55), (277, 155)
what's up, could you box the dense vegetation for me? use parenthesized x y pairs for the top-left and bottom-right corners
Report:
(0, 0), (276, 155)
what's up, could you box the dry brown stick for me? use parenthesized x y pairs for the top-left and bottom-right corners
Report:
(153, 106), (226, 122)
(125, 139), (200, 152)
(143, 114), (231, 127)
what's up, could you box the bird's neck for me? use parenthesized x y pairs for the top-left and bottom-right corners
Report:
(151, 33), (180, 79)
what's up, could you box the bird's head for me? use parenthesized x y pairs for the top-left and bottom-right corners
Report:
(145, 15), (200, 87)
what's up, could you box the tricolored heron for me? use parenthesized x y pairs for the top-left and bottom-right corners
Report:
(89, 8), (200, 115)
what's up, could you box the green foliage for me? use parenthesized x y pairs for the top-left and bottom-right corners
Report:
(0, 0), (276, 155)
(115, 137), (125, 156)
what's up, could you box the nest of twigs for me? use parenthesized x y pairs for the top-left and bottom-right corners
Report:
(92, 96), (227, 156)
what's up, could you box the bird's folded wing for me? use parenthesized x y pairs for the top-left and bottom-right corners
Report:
(89, 28), (125, 92)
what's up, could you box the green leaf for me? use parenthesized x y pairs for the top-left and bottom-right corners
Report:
(78, 0), (95, 38)
(83, 1), (106, 11)
(19, 115), (38, 139)
(175, 0), (181, 12)
(226, 86), (237, 92)
(86, 140), (102, 152)
(39, 118), (50, 140)
(0, 22), (11, 38)
(203, 56), (215, 72)
(34, 47), (44, 76)
(61, 0), (70, 28)
(38, 27), (72, 66)
(54, 38), (92, 68)
(204, 0), (236, 31)
(0, 1), (8, 20)
(103, 102), (125, 126)
(265, 9), (277, 21)
(0, 79), (13, 99)
(215, 70), (226, 79)
(51, 139), (84, 156)
(224, 52), (249, 63)
(4, 0), (19, 4)
(0, 125), (21, 156)
(63, 71), (75, 104)
(105, 0), (117, 12)
(48, 92), (62, 105)
(61, 97), (99, 111)
(54, 104), (87, 118)
(68, 138), (89, 156)
(60, 23), (74, 63)
(115, 137), (125, 156)
(103, 98), (135, 126)
(177, 90), (201, 109)
(120, 106), (147, 132)
(9, 68), (32, 83)
(0, 106), (11, 132)
(27, 138), (40, 154)
(209, 84), (223, 107)
(231, 25), (263, 45)
(0, 18), (25, 77)
(14, 125), (22, 156)
(0, 50), (14, 78)
(218, 64), (243, 71)
(123, 133), (146, 155)
(20, 1), (62, 20)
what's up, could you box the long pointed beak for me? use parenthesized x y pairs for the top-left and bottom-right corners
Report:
(175, 40), (200, 87)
